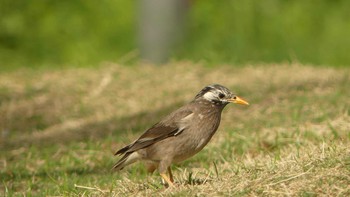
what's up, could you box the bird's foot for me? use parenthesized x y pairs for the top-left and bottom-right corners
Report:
(160, 173), (175, 187)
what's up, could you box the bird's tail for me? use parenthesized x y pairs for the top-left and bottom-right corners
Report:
(114, 144), (131, 155)
(113, 152), (141, 171)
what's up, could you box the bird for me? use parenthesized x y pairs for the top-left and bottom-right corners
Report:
(113, 84), (249, 187)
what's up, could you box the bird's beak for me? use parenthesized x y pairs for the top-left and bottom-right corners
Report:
(227, 96), (249, 105)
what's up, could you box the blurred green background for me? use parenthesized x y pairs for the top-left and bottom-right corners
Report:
(1, 0), (350, 70)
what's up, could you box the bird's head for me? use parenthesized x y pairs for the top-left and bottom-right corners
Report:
(195, 84), (249, 106)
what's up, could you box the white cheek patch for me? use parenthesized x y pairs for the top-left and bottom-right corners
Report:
(203, 91), (217, 101)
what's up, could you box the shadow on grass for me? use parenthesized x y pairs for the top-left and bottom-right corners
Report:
(1, 102), (185, 150)
(1, 167), (104, 181)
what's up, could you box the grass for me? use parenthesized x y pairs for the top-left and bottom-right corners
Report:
(1, 62), (349, 196)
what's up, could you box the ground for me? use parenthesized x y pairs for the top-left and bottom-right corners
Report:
(1, 63), (349, 196)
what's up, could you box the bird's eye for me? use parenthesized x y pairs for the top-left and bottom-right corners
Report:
(218, 93), (225, 99)
(233, 96), (237, 99)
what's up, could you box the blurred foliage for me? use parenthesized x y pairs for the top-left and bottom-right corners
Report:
(181, 0), (350, 66)
(1, 0), (350, 69)
(0, 0), (136, 69)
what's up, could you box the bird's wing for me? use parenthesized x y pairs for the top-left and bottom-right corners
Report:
(115, 109), (193, 155)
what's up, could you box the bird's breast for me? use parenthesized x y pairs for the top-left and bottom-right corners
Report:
(188, 111), (222, 149)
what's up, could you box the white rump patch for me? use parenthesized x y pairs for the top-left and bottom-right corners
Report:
(124, 152), (142, 165)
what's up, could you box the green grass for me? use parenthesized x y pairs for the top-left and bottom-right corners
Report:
(1, 63), (350, 196)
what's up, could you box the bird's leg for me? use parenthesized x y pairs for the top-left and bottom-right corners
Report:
(160, 173), (175, 187)
(159, 158), (174, 187)
(167, 167), (174, 182)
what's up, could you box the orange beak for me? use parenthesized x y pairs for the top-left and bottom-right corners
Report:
(227, 96), (249, 105)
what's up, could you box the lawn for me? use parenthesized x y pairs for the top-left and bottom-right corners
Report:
(1, 63), (349, 196)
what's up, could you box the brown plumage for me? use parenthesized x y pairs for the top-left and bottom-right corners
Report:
(113, 84), (249, 186)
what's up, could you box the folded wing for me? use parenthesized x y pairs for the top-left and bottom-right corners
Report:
(115, 109), (193, 155)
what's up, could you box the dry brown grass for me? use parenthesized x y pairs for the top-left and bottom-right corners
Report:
(1, 62), (349, 196)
